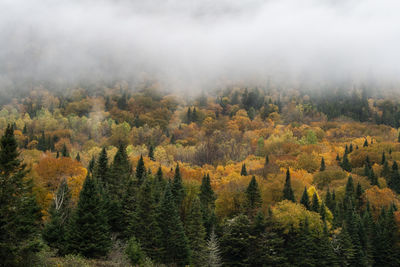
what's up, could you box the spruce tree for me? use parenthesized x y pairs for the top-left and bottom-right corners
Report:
(320, 157), (326, 171)
(381, 152), (386, 165)
(341, 152), (352, 172)
(185, 197), (207, 266)
(240, 163), (247, 176)
(157, 184), (190, 266)
(205, 229), (223, 267)
(148, 145), (155, 161)
(61, 143), (69, 157)
(66, 173), (111, 258)
(300, 187), (310, 210)
(129, 179), (162, 261)
(311, 192), (320, 212)
(283, 169), (295, 202)
(135, 155), (146, 186)
(381, 160), (390, 179)
(187, 107), (192, 123)
(265, 154), (269, 166)
(172, 163), (185, 208)
(121, 178), (137, 239)
(363, 139), (369, 147)
(0, 124), (42, 265)
(75, 152), (81, 162)
(245, 176), (262, 216)
(389, 161), (400, 193)
(108, 143), (131, 197)
(93, 147), (108, 186)
(199, 174), (216, 235)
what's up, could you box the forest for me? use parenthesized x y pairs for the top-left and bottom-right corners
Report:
(2, 84), (400, 266)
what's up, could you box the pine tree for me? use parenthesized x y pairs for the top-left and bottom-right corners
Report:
(187, 107), (192, 123)
(75, 152), (81, 162)
(381, 152), (386, 165)
(108, 144), (131, 197)
(245, 176), (262, 216)
(0, 124), (42, 265)
(43, 178), (72, 255)
(88, 155), (95, 173)
(283, 169), (295, 202)
(240, 163), (247, 176)
(349, 143), (354, 152)
(135, 155), (146, 186)
(320, 157), (326, 171)
(368, 167), (378, 185)
(300, 187), (310, 210)
(192, 108), (199, 122)
(121, 178), (137, 239)
(157, 184), (190, 266)
(185, 197), (207, 266)
(381, 160), (390, 179)
(65, 173), (111, 258)
(345, 176), (355, 202)
(265, 154), (269, 166)
(153, 166), (166, 204)
(335, 226), (355, 266)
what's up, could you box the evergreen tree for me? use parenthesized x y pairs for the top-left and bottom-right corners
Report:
(349, 143), (354, 152)
(382, 160), (390, 179)
(153, 166), (166, 203)
(148, 145), (155, 161)
(341, 152), (352, 172)
(75, 152), (81, 162)
(93, 147), (108, 186)
(108, 144), (131, 197)
(157, 184), (190, 266)
(172, 164), (185, 208)
(283, 169), (295, 202)
(121, 178), (137, 239)
(185, 197), (207, 266)
(187, 107), (192, 123)
(199, 174), (217, 235)
(300, 187), (310, 210)
(335, 226), (355, 266)
(245, 176), (262, 216)
(389, 161), (400, 193)
(381, 152), (386, 165)
(135, 155), (146, 186)
(265, 154), (269, 166)
(42, 179), (72, 255)
(61, 143), (69, 157)
(0, 124), (42, 265)
(311, 192), (320, 212)
(88, 155), (95, 173)
(368, 167), (378, 185)
(192, 108), (199, 122)
(65, 174), (111, 258)
(129, 179), (162, 261)
(363, 139), (369, 147)
(220, 215), (251, 266)
(240, 163), (247, 176)
(320, 157), (326, 171)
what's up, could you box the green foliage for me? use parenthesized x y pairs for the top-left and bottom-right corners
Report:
(320, 157), (326, 171)
(283, 169), (295, 202)
(65, 174), (111, 258)
(300, 187), (310, 210)
(125, 237), (146, 266)
(185, 197), (206, 266)
(240, 163), (247, 176)
(245, 176), (262, 216)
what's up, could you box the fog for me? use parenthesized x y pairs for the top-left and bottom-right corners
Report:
(1, 0), (400, 91)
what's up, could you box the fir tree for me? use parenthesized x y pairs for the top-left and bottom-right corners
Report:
(148, 145), (155, 161)
(311, 192), (320, 212)
(349, 143), (354, 152)
(389, 161), (400, 193)
(108, 144), (131, 198)
(93, 147), (108, 186)
(135, 155), (146, 186)
(185, 197), (207, 266)
(172, 163), (185, 208)
(61, 143), (69, 157)
(121, 178), (137, 239)
(341, 152), (352, 172)
(129, 179), (162, 261)
(157, 184), (190, 266)
(88, 155), (95, 173)
(363, 139), (369, 147)
(381, 152), (386, 165)
(320, 157), (326, 171)
(245, 176), (262, 216)
(42, 179), (72, 255)
(65, 174), (111, 258)
(240, 163), (247, 176)
(300, 187), (310, 210)
(187, 107), (192, 123)
(381, 160), (390, 179)
(75, 152), (81, 162)
(199, 174), (216, 235)
(192, 108), (199, 122)
(283, 169), (295, 202)
(0, 124), (42, 265)
(265, 154), (269, 166)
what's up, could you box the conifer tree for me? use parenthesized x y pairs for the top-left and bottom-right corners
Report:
(185, 197), (207, 266)
(148, 145), (155, 161)
(381, 160), (390, 179)
(108, 144), (131, 197)
(172, 163), (185, 208)
(43, 179), (72, 256)
(135, 155), (146, 186)
(363, 139), (368, 147)
(0, 125), (42, 265)
(75, 152), (81, 162)
(368, 167), (378, 185)
(61, 143), (69, 157)
(283, 169), (295, 202)
(320, 157), (326, 171)
(245, 176), (262, 216)
(153, 166), (166, 203)
(88, 155), (95, 173)
(311, 192), (320, 212)
(192, 108), (199, 122)
(65, 173), (111, 258)
(345, 176), (355, 202)
(265, 154), (269, 166)
(199, 174), (216, 235)
(349, 143), (354, 152)
(93, 147), (108, 186)
(336, 226), (355, 266)
(129, 179), (162, 261)
(381, 152), (386, 165)
(157, 184), (190, 266)
(341, 152), (352, 172)
(300, 187), (310, 210)
(389, 161), (400, 193)
(240, 163), (247, 176)
(121, 178), (137, 239)
(187, 107), (192, 123)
